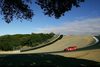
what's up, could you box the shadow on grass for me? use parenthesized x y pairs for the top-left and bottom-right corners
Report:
(0, 53), (100, 67)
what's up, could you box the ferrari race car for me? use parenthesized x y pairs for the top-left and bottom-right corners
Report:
(64, 46), (77, 51)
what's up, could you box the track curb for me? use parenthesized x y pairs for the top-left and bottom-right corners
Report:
(78, 36), (99, 49)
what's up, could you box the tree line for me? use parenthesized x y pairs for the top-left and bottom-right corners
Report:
(0, 32), (55, 51)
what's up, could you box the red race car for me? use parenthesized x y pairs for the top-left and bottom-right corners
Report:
(64, 46), (77, 51)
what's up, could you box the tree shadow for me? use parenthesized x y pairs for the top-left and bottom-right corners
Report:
(0, 53), (100, 67)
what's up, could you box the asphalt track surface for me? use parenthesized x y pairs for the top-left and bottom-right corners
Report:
(21, 36), (95, 53)
(0, 35), (98, 57)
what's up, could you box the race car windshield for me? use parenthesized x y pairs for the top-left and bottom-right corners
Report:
(68, 47), (73, 48)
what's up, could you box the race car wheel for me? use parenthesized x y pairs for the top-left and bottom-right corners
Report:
(64, 50), (66, 51)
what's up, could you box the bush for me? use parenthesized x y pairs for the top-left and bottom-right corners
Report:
(0, 32), (55, 51)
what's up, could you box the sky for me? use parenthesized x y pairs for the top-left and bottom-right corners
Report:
(0, 0), (100, 36)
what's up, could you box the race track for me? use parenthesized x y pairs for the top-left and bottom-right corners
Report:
(1, 35), (100, 65)
(22, 35), (95, 54)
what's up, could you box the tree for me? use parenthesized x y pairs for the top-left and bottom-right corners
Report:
(0, 0), (34, 23)
(0, 0), (85, 23)
(35, 0), (85, 19)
